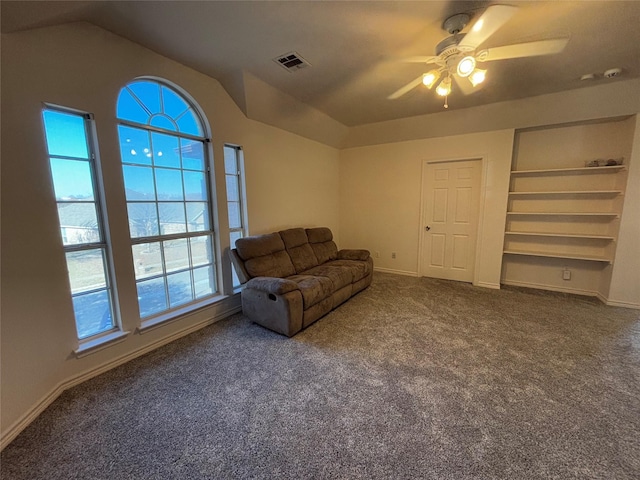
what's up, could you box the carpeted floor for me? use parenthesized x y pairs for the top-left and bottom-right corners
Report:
(1, 273), (639, 479)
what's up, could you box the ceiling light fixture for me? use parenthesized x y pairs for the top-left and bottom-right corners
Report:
(435, 76), (452, 97)
(456, 56), (476, 77)
(422, 70), (441, 89)
(469, 68), (487, 87)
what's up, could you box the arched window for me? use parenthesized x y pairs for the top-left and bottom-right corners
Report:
(116, 79), (216, 319)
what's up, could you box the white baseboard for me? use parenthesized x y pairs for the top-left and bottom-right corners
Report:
(475, 282), (501, 290)
(501, 280), (599, 298)
(374, 267), (419, 277)
(602, 298), (640, 309)
(0, 305), (242, 451)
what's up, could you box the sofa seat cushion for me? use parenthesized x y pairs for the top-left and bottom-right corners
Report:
(302, 265), (353, 290)
(279, 228), (319, 273)
(325, 258), (372, 282)
(286, 275), (334, 309)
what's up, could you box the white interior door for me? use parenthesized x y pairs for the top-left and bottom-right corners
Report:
(421, 159), (482, 282)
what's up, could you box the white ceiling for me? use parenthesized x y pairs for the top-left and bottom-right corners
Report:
(3, 1), (640, 127)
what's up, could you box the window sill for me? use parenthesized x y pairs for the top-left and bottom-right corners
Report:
(74, 330), (130, 358)
(137, 294), (230, 334)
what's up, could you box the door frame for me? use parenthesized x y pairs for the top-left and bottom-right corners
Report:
(417, 156), (488, 285)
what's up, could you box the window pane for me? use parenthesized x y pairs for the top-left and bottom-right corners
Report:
(137, 277), (167, 318)
(128, 81), (161, 115)
(180, 139), (204, 171)
(190, 235), (213, 267)
(118, 125), (152, 166)
(161, 86), (189, 119)
(150, 114), (177, 131)
(117, 88), (150, 125)
(127, 202), (159, 238)
(151, 132), (180, 168)
(184, 171), (207, 200)
(230, 230), (243, 249)
(167, 271), (193, 307)
(177, 109), (202, 136)
(158, 202), (186, 234)
(73, 290), (113, 339)
(224, 146), (237, 174)
(57, 203), (100, 245)
(50, 159), (94, 201)
(123, 165), (156, 200)
(186, 202), (209, 232)
(163, 239), (189, 273)
(42, 110), (89, 159)
(227, 201), (241, 229)
(132, 242), (163, 280)
(66, 249), (107, 293)
(225, 174), (239, 202)
(156, 168), (184, 200)
(193, 266), (215, 298)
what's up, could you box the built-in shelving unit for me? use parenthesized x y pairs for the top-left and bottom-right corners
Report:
(501, 117), (635, 297)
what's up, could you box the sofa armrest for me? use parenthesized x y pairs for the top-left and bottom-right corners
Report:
(245, 277), (300, 295)
(337, 249), (370, 261)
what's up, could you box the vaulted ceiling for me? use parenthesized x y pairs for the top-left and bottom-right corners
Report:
(3, 1), (639, 127)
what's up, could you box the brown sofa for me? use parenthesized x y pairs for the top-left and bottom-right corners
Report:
(230, 227), (373, 336)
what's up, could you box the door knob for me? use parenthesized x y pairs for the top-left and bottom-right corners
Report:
(425, 226), (431, 231)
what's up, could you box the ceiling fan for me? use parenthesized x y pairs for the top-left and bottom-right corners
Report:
(388, 5), (569, 108)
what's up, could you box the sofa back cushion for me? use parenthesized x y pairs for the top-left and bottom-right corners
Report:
(306, 227), (338, 264)
(235, 232), (295, 279)
(279, 228), (319, 273)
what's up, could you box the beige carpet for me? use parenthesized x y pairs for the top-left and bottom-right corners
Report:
(2, 273), (639, 479)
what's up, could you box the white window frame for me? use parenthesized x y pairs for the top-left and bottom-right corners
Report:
(42, 104), (122, 347)
(224, 144), (249, 290)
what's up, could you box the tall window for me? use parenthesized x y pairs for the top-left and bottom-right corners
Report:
(116, 80), (216, 319)
(224, 145), (248, 288)
(42, 107), (117, 339)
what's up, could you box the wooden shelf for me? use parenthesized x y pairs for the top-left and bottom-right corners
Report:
(503, 250), (612, 264)
(508, 190), (622, 196)
(510, 165), (626, 176)
(506, 211), (619, 217)
(505, 232), (615, 240)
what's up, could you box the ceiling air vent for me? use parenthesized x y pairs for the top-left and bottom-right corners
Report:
(273, 51), (311, 72)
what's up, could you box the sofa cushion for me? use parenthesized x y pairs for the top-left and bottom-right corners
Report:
(302, 265), (353, 290)
(286, 274), (334, 309)
(306, 227), (338, 264)
(279, 228), (319, 273)
(235, 233), (296, 279)
(325, 258), (373, 282)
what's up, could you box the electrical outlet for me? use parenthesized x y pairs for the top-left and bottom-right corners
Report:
(391, 252), (396, 259)
(563, 268), (571, 281)
(374, 251), (380, 259)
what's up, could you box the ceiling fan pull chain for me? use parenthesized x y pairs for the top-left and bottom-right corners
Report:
(444, 95), (449, 109)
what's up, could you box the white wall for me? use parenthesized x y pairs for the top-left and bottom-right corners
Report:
(339, 130), (514, 288)
(0, 23), (340, 446)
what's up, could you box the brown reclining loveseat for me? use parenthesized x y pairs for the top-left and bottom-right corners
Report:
(230, 227), (373, 336)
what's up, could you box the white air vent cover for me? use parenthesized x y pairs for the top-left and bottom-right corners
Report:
(273, 51), (311, 72)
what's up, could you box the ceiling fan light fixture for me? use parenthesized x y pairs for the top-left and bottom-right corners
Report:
(469, 68), (487, 87)
(457, 56), (476, 77)
(422, 70), (440, 89)
(436, 76), (452, 96)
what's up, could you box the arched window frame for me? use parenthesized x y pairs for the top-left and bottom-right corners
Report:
(116, 78), (219, 322)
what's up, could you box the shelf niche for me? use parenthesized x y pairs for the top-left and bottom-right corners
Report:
(501, 116), (635, 299)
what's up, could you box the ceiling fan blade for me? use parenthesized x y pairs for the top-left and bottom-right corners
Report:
(453, 75), (476, 96)
(402, 56), (439, 64)
(458, 5), (518, 50)
(480, 39), (569, 61)
(388, 75), (424, 100)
